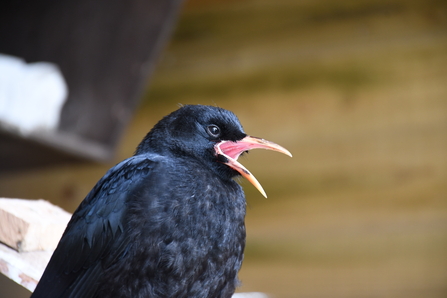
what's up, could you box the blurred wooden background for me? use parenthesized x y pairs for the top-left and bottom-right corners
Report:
(1, 0), (446, 297)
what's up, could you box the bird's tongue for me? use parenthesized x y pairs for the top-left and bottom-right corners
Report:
(215, 136), (292, 197)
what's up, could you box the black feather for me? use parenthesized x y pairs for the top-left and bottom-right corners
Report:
(31, 105), (248, 298)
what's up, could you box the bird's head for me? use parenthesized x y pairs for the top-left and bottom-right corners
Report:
(135, 105), (291, 197)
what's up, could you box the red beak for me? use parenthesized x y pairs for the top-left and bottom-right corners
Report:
(215, 136), (292, 197)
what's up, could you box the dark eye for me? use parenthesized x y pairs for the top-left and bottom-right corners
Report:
(207, 124), (221, 138)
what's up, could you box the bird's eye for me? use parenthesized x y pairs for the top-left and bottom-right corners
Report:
(207, 124), (221, 138)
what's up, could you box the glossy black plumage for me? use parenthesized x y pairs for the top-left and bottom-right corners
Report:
(32, 105), (248, 298)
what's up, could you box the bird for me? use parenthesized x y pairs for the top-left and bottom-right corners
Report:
(31, 104), (291, 298)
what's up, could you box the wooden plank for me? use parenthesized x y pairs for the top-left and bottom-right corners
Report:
(0, 242), (52, 292)
(0, 198), (71, 252)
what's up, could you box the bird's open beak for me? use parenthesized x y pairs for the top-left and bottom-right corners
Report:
(215, 136), (292, 197)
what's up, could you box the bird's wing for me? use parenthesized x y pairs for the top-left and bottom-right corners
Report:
(31, 155), (159, 298)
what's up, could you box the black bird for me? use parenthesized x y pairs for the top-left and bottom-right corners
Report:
(31, 105), (291, 298)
